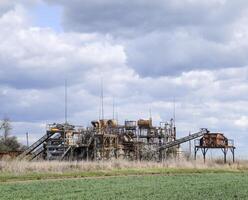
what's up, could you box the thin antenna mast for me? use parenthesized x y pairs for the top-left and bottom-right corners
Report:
(173, 97), (176, 127)
(173, 97), (176, 140)
(65, 79), (68, 124)
(101, 78), (104, 120)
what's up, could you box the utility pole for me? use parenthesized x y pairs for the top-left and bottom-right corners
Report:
(26, 132), (29, 147)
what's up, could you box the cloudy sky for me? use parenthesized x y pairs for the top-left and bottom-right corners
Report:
(0, 0), (247, 158)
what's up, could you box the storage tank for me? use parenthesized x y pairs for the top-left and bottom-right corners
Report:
(138, 119), (152, 128)
(125, 121), (136, 130)
(107, 119), (117, 127)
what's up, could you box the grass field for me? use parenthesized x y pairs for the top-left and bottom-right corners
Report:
(0, 172), (247, 200)
(1, 160), (248, 199)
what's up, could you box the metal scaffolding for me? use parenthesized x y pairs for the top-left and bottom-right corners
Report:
(17, 119), (235, 163)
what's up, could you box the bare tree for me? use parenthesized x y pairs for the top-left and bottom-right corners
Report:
(0, 117), (12, 141)
(0, 117), (24, 151)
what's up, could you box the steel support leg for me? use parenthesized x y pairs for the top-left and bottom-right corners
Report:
(194, 147), (198, 160)
(201, 148), (208, 163)
(222, 148), (228, 164)
(231, 148), (235, 163)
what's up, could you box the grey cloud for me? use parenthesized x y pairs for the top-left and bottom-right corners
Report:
(126, 31), (248, 76)
(0, 0), (37, 16)
(46, 0), (247, 37)
(0, 1), (16, 16)
(44, 0), (248, 76)
(0, 85), (99, 122)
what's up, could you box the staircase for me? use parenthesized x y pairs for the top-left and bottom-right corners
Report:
(30, 134), (62, 161)
(30, 146), (44, 160)
(18, 131), (55, 160)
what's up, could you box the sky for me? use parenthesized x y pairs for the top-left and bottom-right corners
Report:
(0, 0), (247, 158)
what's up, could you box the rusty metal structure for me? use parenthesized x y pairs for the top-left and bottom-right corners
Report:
(17, 118), (234, 163)
(194, 133), (235, 163)
(18, 118), (176, 161)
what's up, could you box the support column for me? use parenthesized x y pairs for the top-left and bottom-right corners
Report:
(194, 147), (197, 160)
(201, 148), (208, 163)
(231, 147), (235, 163)
(222, 148), (228, 164)
(233, 148), (235, 163)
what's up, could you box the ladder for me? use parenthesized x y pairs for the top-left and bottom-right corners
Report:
(159, 128), (209, 151)
(18, 131), (55, 159)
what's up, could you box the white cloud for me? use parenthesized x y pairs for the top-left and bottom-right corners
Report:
(0, 7), (127, 89)
(235, 116), (248, 129)
(0, 2), (248, 157)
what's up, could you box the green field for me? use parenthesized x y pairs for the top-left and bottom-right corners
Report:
(0, 172), (247, 200)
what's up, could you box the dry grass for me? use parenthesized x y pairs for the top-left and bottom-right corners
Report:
(0, 159), (248, 175)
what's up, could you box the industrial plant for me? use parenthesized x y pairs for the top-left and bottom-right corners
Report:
(17, 117), (235, 163)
